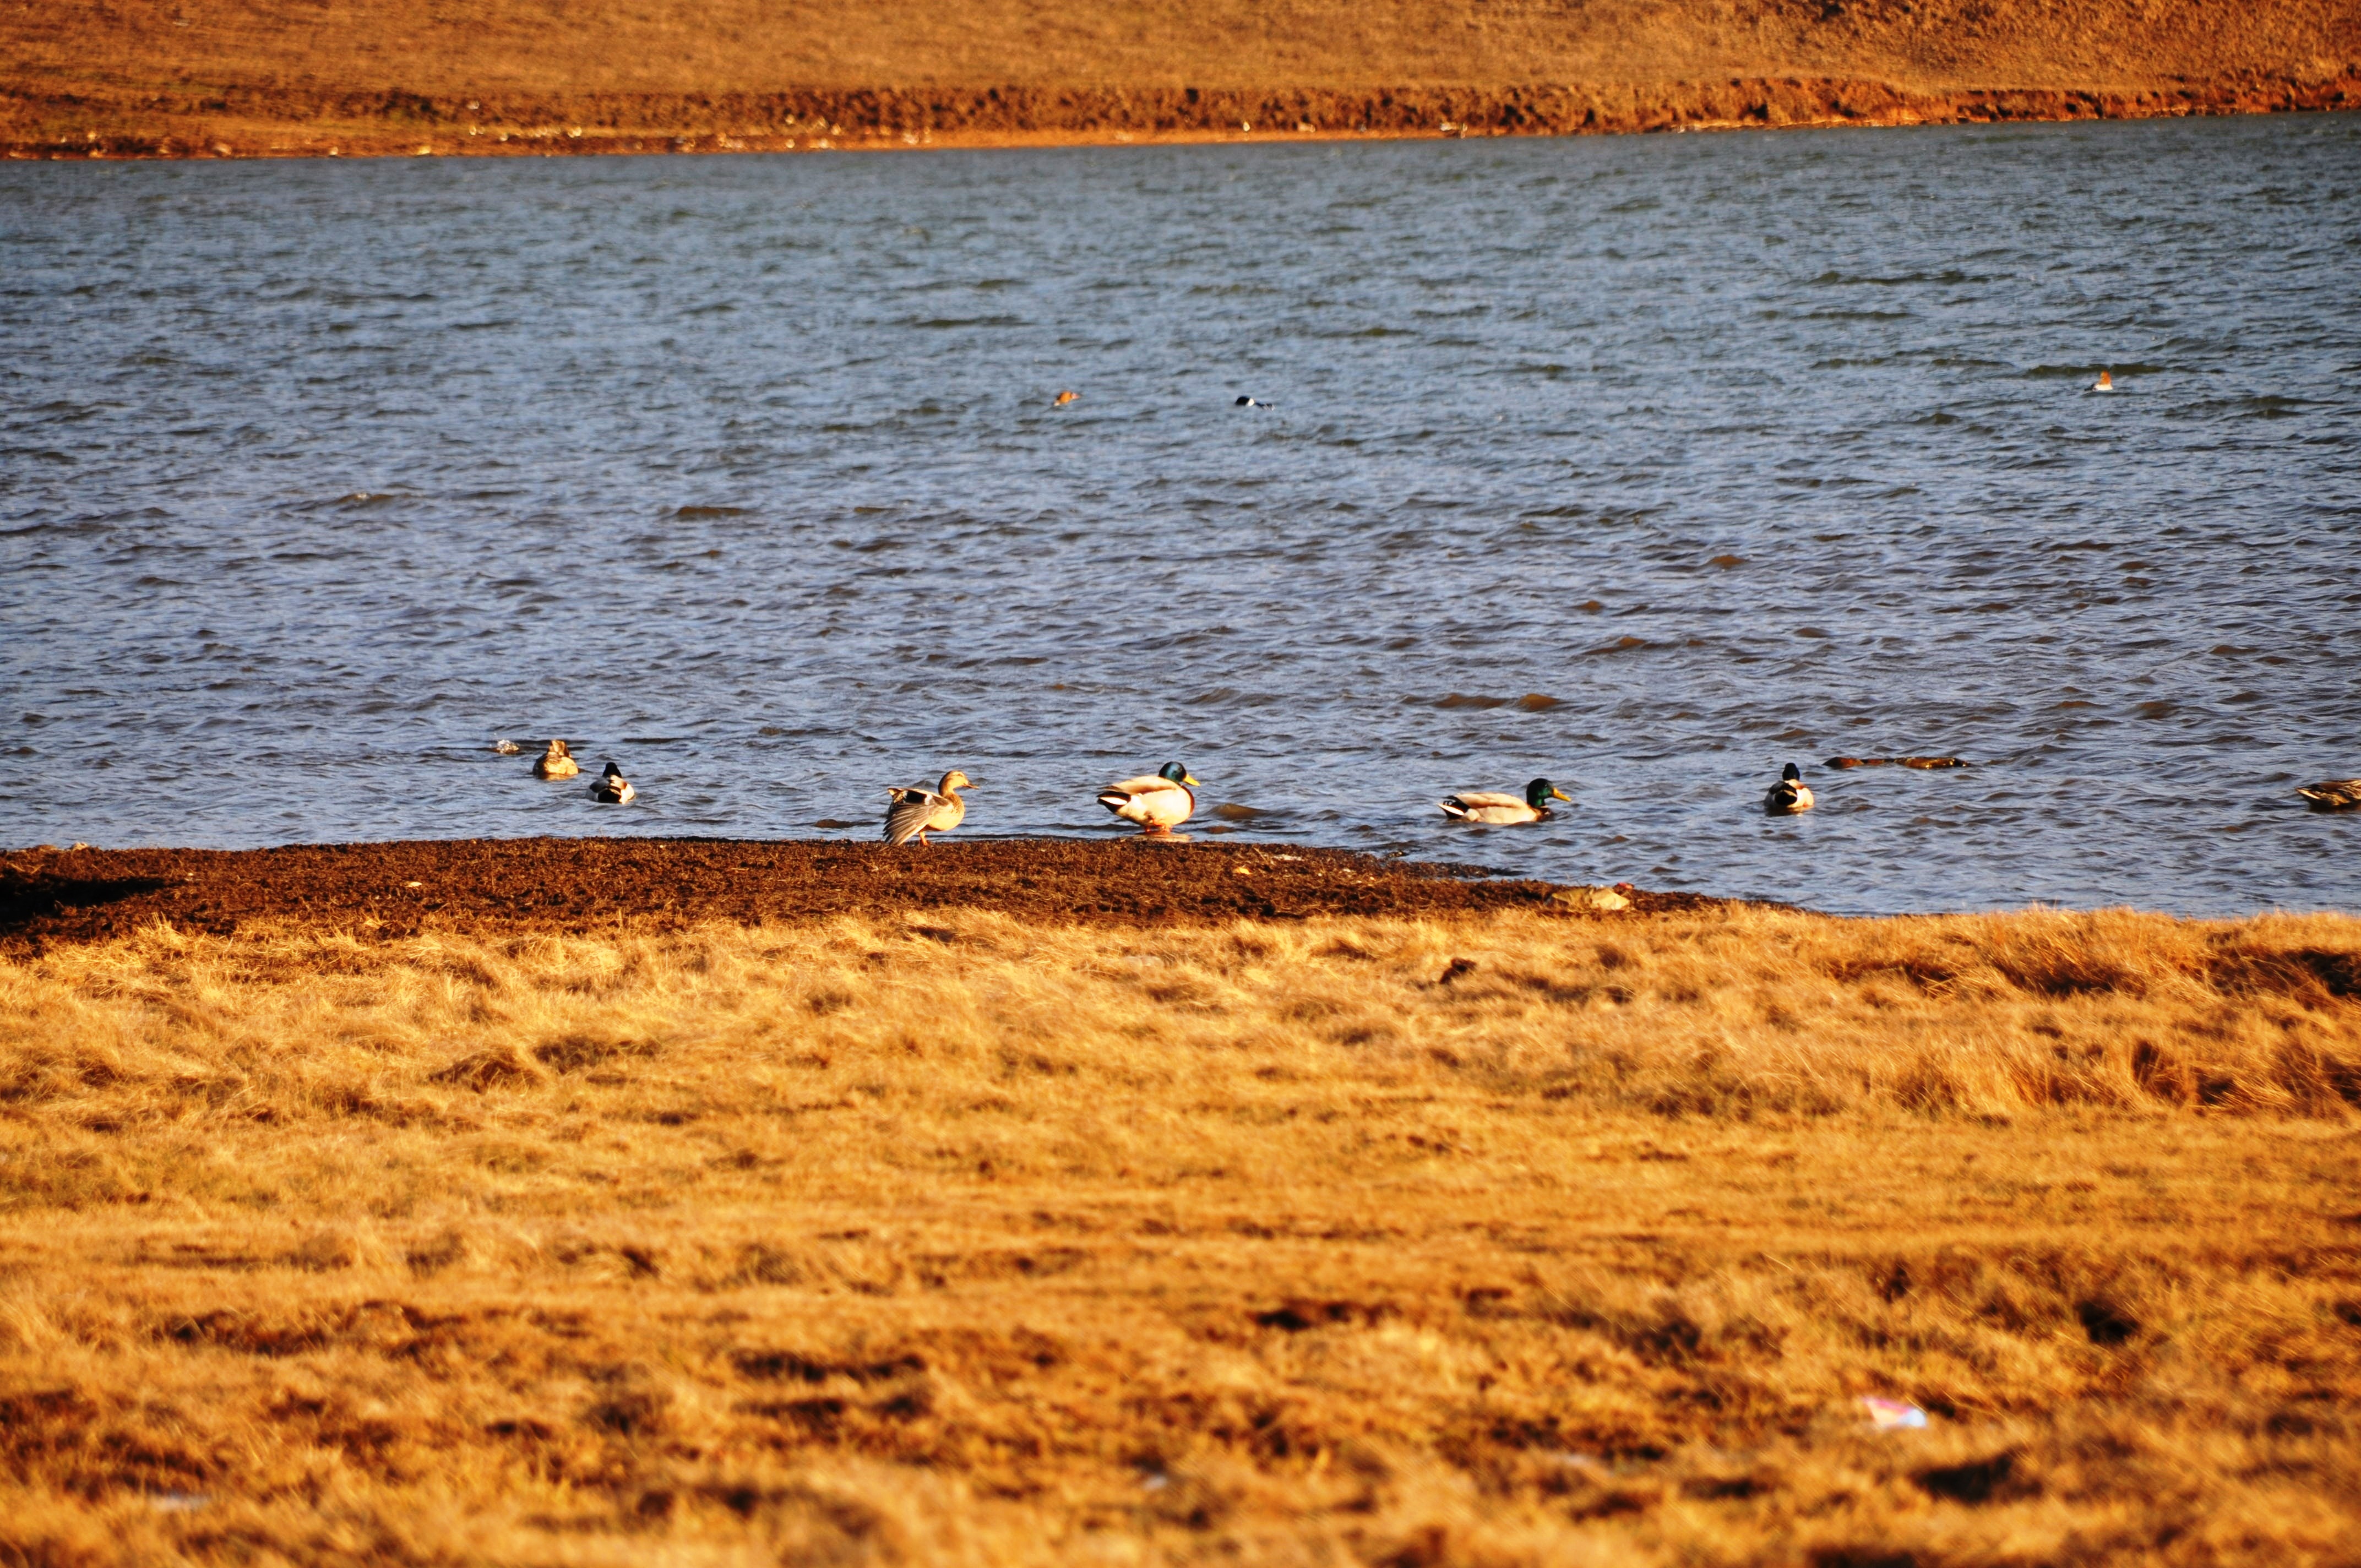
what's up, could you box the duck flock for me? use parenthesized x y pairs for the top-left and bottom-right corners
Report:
(492, 739), (2361, 842)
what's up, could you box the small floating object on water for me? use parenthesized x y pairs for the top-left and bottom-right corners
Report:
(1098, 761), (1200, 832)
(884, 769), (972, 846)
(2091, 371), (2114, 393)
(1234, 395), (1272, 409)
(1825, 755), (1971, 770)
(589, 761), (635, 804)
(1053, 389), (1079, 406)
(2297, 777), (2361, 812)
(1861, 1396), (1929, 1431)
(532, 739), (579, 779)
(1438, 777), (1570, 825)
(492, 738), (520, 754)
(1764, 763), (1814, 815)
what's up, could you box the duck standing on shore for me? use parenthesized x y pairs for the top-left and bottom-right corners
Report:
(1097, 761), (1200, 832)
(1438, 777), (1571, 824)
(884, 769), (973, 846)
(1765, 763), (1814, 815)
(533, 739), (580, 779)
(2297, 777), (2361, 812)
(590, 761), (635, 804)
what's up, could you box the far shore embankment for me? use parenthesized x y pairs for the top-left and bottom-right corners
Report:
(5, 0), (2355, 161)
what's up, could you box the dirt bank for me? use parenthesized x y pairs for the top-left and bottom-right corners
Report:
(6, 0), (2356, 160)
(0, 839), (1724, 949)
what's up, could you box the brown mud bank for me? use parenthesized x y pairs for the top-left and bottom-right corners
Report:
(13, 72), (2361, 161)
(6, 0), (2357, 161)
(0, 839), (1726, 949)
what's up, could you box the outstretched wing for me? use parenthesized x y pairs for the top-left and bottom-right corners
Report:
(884, 787), (943, 844)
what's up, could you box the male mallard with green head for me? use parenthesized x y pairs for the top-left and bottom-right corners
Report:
(885, 769), (973, 846)
(533, 739), (580, 779)
(1098, 761), (1200, 832)
(2297, 778), (2361, 812)
(1765, 763), (1814, 815)
(1438, 777), (1570, 824)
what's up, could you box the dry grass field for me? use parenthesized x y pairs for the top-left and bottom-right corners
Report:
(5, 0), (2358, 159)
(3, 900), (2358, 1565)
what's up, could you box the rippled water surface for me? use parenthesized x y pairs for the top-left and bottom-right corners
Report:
(6, 116), (2360, 912)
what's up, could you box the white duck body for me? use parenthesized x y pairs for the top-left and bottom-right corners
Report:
(1438, 791), (1546, 825)
(590, 763), (635, 804)
(1098, 764), (1198, 831)
(1765, 765), (1814, 815)
(885, 770), (971, 845)
(1438, 777), (1569, 825)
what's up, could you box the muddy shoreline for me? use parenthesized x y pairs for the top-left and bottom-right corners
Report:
(10, 72), (2359, 162)
(0, 839), (1735, 949)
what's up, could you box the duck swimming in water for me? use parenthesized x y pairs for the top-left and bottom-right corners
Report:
(533, 739), (580, 779)
(2091, 371), (2114, 393)
(1054, 390), (1079, 406)
(1765, 763), (1814, 815)
(1097, 761), (1200, 832)
(2297, 778), (2361, 812)
(884, 769), (973, 846)
(1234, 395), (1272, 409)
(492, 739), (521, 755)
(589, 761), (635, 804)
(1438, 777), (1571, 824)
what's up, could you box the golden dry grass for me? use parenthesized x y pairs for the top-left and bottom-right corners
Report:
(3, 904), (2359, 1565)
(7, 0), (2358, 159)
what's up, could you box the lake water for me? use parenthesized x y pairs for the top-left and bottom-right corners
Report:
(4, 116), (2358, 914)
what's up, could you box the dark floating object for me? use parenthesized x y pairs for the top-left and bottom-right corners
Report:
(1212, 802), (1269, 820)
(1825, 755), (1972, 770)
(2298, 778), (2361, 812)
(1234, 395), (1272, 409)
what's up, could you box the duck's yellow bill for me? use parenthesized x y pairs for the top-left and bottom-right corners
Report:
(1551, 788), (1573, 802)
(1183, 773), (1202, 787)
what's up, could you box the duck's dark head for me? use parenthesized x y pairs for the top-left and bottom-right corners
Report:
(1781, 763), (1802, 782)
(1526, 777), (1572, 808)
(603, 761), (625, 778)
(1161, 761), (1202, 787)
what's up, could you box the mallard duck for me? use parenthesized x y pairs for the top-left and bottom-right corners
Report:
(2091, 371), (2114, 393)
(533, 739), (580, 779)
(589, 761), (635, 804)
(884, 769), (972, 845)
(1438, 777), (1570, 824)
(1765, 763), (1814, 815)
(492, 739), (521, 755)
(1098, 761), (1200, 832)
(2297, 778), (2361, 812)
